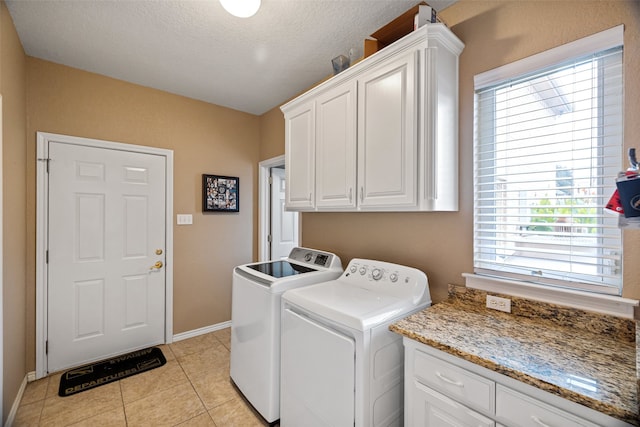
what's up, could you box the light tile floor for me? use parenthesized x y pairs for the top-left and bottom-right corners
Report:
(13, 328), (269, 426)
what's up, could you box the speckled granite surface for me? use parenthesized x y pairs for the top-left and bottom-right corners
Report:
(390, 285), (639, 426)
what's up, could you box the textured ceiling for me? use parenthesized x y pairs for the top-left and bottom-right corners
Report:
(7, 0), (456, 115)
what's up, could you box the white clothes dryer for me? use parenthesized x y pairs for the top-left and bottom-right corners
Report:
(280, 258), (431, 427)
(230, 247), (343, 423)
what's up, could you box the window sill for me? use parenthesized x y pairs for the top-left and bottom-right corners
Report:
(463, 273), (639, 319)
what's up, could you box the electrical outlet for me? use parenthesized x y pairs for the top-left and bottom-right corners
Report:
(486, 295), (511, 313)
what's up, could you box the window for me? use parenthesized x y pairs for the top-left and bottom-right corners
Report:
(474, 26), (624, 295)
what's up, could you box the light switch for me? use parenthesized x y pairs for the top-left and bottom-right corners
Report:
(177, 214), (193, 225)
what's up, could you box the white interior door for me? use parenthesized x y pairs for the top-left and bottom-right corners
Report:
(270, 167), (298, 259)
(47, 141), (167, 373)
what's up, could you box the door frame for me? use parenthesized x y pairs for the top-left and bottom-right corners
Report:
(258, 155), (300, 262)
(35, 132), (174, 379)
(0, 95), (4, 418)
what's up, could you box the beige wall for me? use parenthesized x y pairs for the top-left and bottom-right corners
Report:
(1, 0), (27, 422)
(259, 107), (286, 166)
(25, 58), (261, 369)
(0, 0), (638, 421)
(262, 0), (640, 305)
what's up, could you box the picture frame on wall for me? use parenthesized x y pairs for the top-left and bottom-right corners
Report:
(202, 174), (239, 212)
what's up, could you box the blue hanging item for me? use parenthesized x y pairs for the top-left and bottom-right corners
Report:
(614, 148), (640, 218)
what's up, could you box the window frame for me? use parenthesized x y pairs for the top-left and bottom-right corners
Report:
(471, 25), (628, 303)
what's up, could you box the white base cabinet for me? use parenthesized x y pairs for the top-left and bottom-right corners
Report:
(403, 338), (634, 427)
(281, 23), (463, 212)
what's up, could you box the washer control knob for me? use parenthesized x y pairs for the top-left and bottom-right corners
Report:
(359, 266), (367, 275)
(350, 265), (357, 274)
(304, 253), (313, 262)
(372, 268), (383, 281)
(389, 273), (399, 283)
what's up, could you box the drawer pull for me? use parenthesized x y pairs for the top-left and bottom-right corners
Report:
(435, 371), (464, 387)
(531, 416), (551, 427)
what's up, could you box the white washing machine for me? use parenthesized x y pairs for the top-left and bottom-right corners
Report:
(280, 258), (431, 427)
(230, 247), (343, 423)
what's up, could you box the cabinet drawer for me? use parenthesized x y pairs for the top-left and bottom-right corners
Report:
(412, 380), (495, 427)
(496, 385), (599, 427)
(414, 349), (495, 414)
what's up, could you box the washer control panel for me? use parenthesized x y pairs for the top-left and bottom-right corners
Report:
(288, 247), (341, 269)
(341, 258), (430, 302)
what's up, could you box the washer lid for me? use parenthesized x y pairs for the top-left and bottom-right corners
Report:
(245, 260), (316, 278)
(283, 281), (423, 331)
(234, 247), (343, 287)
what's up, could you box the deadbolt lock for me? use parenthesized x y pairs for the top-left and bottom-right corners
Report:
(155, 249), (163, 255)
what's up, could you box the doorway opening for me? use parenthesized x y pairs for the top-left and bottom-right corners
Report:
(258, 155), (299, 262)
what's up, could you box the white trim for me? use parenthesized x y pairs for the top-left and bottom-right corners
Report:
(4, 374), (29, 427)
(474, 24), (624, 90)
(0, 95), (3, 425)
(259, 155), (295, 262)
(258, 156), (284, 262)
(35, 132), (174, 379)
(172, 321), (232, 342)
(463, 273), (638, 319)
(35, 136), (47, 380)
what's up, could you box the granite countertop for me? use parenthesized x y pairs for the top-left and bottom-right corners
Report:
(390, 285), (639, 426)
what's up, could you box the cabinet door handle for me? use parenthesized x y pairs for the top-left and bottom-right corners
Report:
(360, 186), (364, 203)
(349, 188), (353, 203)
(435, 371), (464, 387)
(530, 416), (552, 427)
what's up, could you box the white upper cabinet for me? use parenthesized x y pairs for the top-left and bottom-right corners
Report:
(358, 49), (417, 209)
(281, 23), (464, 212)
(315, 80), (358, 209)
(284, 100), (315, 210)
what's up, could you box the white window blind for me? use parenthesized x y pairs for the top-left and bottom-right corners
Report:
(473, 27), (624, 295)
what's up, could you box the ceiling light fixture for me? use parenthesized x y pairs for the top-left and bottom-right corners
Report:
(219, 0), (261, 18)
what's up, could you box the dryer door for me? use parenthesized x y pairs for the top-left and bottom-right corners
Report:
(281, 308), (355, 427)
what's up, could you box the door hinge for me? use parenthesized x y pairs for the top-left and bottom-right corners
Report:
(267, 234), (272, 243)
(37, 158), (51, 173)
(46, 250), (49, 264)
(268, 176), (273, 185)
(45, 340), (48, 355)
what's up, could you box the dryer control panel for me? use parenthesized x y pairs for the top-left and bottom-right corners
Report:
(341, 259), (431, 306)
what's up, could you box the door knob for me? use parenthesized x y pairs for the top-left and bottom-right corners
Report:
(150, 261), (163, 270)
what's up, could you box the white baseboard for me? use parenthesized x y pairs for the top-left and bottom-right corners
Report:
(4, 373), (31, 427)
(172, 320), (231, 342)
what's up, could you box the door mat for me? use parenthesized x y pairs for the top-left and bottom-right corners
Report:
(58, 347), (166, 397)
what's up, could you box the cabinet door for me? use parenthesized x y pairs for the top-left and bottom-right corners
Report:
(357, 50), (418, 209)
(411, 380), (495, 427)
(316, 80), (357, 209)
(284, 101), (315, 210)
